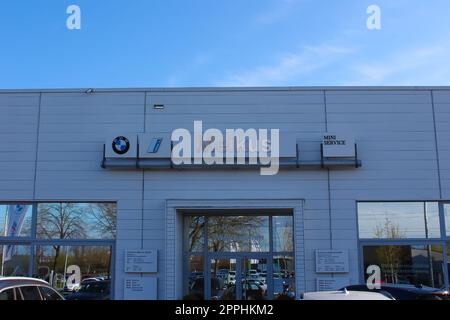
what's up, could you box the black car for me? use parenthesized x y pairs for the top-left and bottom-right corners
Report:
(221, 280), (265, 300)
(342, 284), (449, 300)
(66, 279), (110, 300)
(188, 277), (224, 299)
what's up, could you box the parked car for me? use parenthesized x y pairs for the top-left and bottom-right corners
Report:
(0, 277), (64, 300)
(188, 272), (204, 287)
(221, 280), (266, 300)
(247, 279), (267, 294)
(189, 277), (224, 299)
(66, 279), (110, 300)
(342, 284), (450, 300)
(300, 289), (393, 300)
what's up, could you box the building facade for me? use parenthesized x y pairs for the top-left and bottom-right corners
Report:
(1, 87), (450, 300)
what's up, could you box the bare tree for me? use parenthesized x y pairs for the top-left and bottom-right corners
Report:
(374, 218), (405, 284)
(188, 216), (205, 252)
(37, 203), (87, 272)
(86, 203), (116, 239)
(207, 216), (266, 277)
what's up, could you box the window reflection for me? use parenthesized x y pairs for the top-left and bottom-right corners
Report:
(37, 203), (116, 240)
(0, 202), (115, 299)
(241, 258), (268, 300)
(363, 245), (445, 288)
(0, 244), (30, 276)
(0, 204), (32, 238)
(443, 204), (450, 237)
(273, 255), (295, 298)
(207, 216), (269, 252)
(186, 216), (205, 252)
(211, 258), (237, 300)
(273, 216), (294, 252)
(186, 255), (205, 299)
(35, 245), (112, 298)
(184, 214), (295, 299)
(358, 202), (440, 239)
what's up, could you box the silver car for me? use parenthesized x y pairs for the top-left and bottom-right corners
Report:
(0, 277), (65, 300)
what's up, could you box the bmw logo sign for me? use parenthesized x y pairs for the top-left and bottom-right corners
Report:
(112, 136), (130, 155)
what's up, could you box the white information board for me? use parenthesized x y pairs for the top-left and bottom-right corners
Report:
(316, 277), (350, 291)
(315, 250), (349, 273)
(125, 249), (157, 273)
(322, 134), (355, 157)
(124, 277), (157, 300)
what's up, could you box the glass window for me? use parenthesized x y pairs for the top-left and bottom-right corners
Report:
(358, 202), (440, 239)
(0, 244), (30, 276)
(34, 245), (112, 296)
(0, 202), (115, 299)
(0, 204), (32, 238)
(186, 255), (205, 299)
(37, 203), (116, 240)
(19, 286), (42, 300)
(242, 257), (268, 300)
(273, 255), (295, 298)
(39, 286), (63, 300)
(186, 216), (204, 252)
(210, 258), (236, 299)
(0, 289), (15, 300)
(207, 216), (269, 252)
(363, 244), (445, 289)
(446, 245), (450, 285)
(273, 216), (294, 252)
(443, 204), (450, 237)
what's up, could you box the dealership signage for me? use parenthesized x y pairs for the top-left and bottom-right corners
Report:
(103, 124), (359, 173)
(322, 134), (355, 158)
(105, 121), (299, 175)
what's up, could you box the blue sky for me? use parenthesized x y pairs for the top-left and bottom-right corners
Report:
(0, 0), (449, 88)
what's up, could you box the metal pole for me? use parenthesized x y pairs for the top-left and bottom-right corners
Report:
(424, 203), (435, 287)
(63, 246), (69, 289)
(1, 206), (10, 276)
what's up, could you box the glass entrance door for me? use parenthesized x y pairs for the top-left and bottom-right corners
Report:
(209, 257), (237, 300)
(241, 257), (269, 300)
(209, 255), (270, 300)
(184, 213), (295, 300)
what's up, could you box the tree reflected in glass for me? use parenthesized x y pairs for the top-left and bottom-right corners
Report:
(37, 203), (116, 240)
(208, 216), (269, 252)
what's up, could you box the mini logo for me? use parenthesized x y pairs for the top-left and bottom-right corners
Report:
(112, 136), (130, 154)
(148, 138), (163, 153)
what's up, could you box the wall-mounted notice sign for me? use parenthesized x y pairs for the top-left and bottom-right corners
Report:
(315, 250), (349, 273)
(322, 134), (355, 157)
(125, 249), (157, 273)
(124, 277), (157, 300)
(316, 277), (350, 291)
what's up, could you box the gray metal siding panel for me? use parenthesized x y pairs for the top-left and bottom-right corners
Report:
(0, 93), (40, 199)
